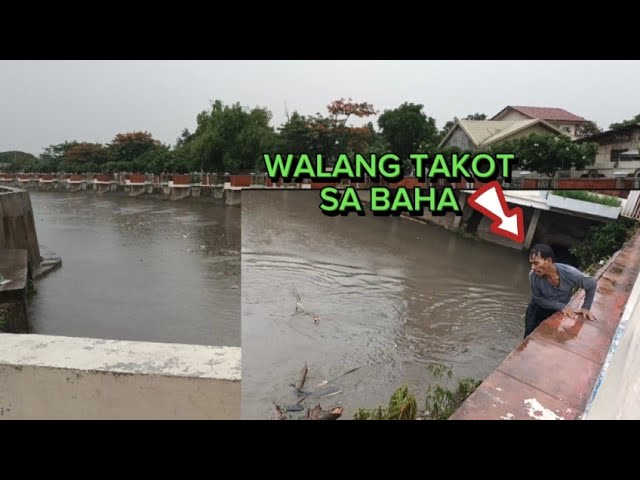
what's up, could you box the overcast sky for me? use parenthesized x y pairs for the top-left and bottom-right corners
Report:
(1, 60), (638, 156)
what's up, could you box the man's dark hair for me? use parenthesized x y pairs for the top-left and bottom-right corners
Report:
(529, 244), (555, 261)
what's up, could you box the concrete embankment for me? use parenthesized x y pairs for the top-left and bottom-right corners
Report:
(1, 186), (62, 334)
(0, 186), (41, 269)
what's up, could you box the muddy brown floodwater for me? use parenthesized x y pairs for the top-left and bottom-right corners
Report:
(242, 191), (531, 419)
(28, 192), (240, 347)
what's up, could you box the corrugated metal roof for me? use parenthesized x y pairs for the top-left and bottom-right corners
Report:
(457, 119), (562, 147)
(439, 118), (566, 149)
(481, 119), (547, 145)
(458, 119), (537, 146)
(576, 123), (640, 143)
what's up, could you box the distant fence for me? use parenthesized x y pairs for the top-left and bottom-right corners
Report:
(2, 171), (640, 192)
(521, 177), (640, 190)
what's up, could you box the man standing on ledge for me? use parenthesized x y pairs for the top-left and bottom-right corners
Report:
(525, 244), (597, 338)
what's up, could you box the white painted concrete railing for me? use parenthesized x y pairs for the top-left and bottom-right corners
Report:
(584, 265), (640, 419)
(621, 191), (640, 221)
(0, 334), (240, 419)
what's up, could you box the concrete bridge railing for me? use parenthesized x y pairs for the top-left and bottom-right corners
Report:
(621, 191), (640, 220)
(0, 334), (240, 419)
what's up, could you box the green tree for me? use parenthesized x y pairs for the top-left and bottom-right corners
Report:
(0, 151), (38, 172)
(40, 141), (79, 161)
(176, 128), (193, 148)
(135, 145), (174, 174)
(494, 133), (598, 178)
(576, 121), (602, 137)
(181, 100), (276, 173)
(609, 114), (640, 130)
(438, 116), (459, 144)
(362, 121), (388, 156)
(326, 97), (376, 154)
(108, 131), (160, 164)
(260, 98), (376, 172)
(61, 143), (110, 167)
(378, 102), (438, 162)
(38, 141), (80, 172)
(306, 98), (376, 162)
(274, 111), (314, 155)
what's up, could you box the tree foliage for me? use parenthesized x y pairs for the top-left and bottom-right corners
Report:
(609, 113), (640, 130)
(576, 121), (601, 137)
(493, 133), (598, 177)
(108, 131), (160, 164)
(0, 151), (39, 172)
(63, 143), (110, 166)
(180, 100), (275, 172)
(378, 102), (438, 162)
(571, 219), (638, 271)
(438, 117), (459, 145)
(262, 98), (377, 172)
(1, 98), (456, 176)
(464, 113), (487, 120)
(275, 111), (314, 155)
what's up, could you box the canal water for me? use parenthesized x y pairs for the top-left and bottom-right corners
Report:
(27, 192), (240, 347)
(242, 191), (532, 419)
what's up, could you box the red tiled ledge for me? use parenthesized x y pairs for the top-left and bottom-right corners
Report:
(451, 231), (640, 420)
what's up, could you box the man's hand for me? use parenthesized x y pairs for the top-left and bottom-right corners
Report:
(561, 306), (577, 319)
(575, 308), (596, 321)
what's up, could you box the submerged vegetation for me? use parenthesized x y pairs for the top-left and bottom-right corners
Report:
(422, 363), (482, 420)
(354, 386), (418, 420)
(354, 363), (481, 420)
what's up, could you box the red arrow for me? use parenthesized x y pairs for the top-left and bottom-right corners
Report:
(467, 181), (525, 243)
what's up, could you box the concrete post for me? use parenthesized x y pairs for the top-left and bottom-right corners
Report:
(524, 208), (541, 249)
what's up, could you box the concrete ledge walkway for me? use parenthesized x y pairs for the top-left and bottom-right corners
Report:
(0, 334), (241, 419)
(451, 231), (640, 420)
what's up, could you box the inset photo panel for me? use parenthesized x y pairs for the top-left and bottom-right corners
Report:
(241, 185), (640, 420)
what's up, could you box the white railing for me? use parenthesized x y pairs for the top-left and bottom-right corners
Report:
(621, 191), (640, 220)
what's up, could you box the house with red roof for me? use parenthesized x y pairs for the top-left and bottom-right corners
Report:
(491, 106), (591, 138)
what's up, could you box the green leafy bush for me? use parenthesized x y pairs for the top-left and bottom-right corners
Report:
(571, 218), (638, 271)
